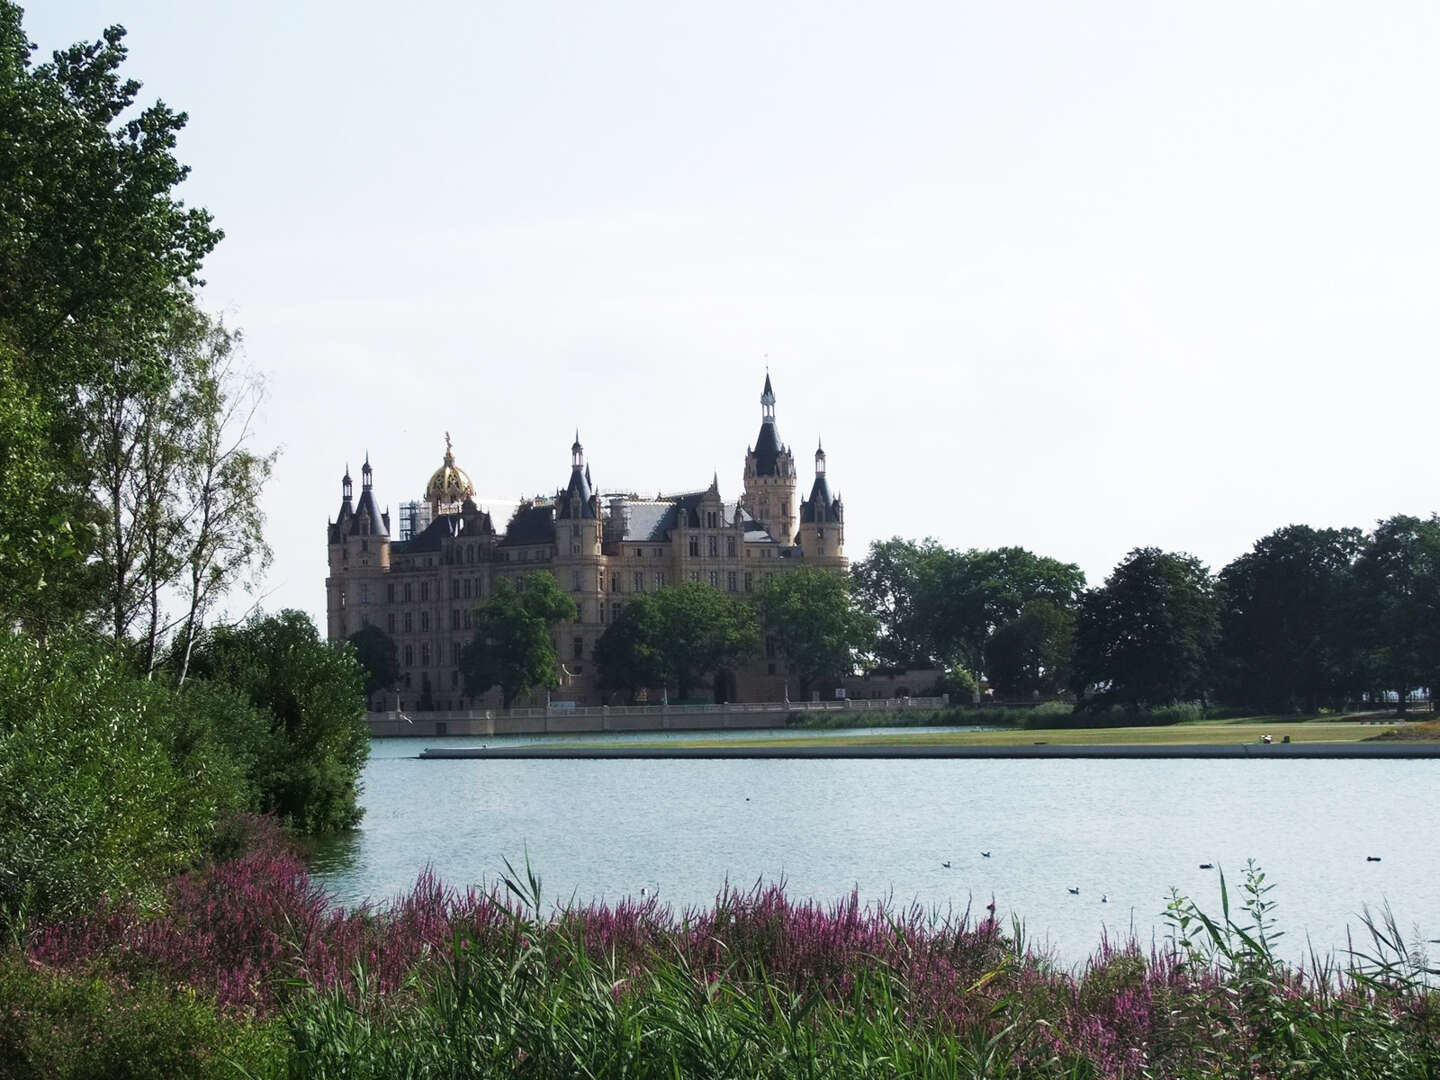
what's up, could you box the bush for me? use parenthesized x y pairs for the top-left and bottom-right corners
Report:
(1037, 701), (1204, 728)
(0, 631), (239, 928)
(186, 610), (369, 833)
(0, 956), (287, 1080)
(786, 707), (976, 729)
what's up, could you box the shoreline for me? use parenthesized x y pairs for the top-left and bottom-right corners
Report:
(418, 742), (1440, 760)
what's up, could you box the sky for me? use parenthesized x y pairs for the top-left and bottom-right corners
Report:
(27, 1), (1440, 629)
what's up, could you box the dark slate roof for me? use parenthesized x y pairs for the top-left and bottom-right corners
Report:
(609, 493), (782, 544)
(351, 488), (389, 536)
(328, 496), (353, 544)
(557, 466), (596, 519)
(616, 501), (675, 542)
(391, 510), (494, 554)
(393, 514), (456, 553)
(464, 507), (496, 535)
(499, 503), (556, 547)
(799, 474), (841, 524)
(669, 490), (709, 529)
(752, 419), (784, 476)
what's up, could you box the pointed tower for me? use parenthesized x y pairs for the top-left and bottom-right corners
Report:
(740, 372), (798, 545)
(327, 455), (392, 644)
(556, 431), (599, 523)
(554, 431), (602, 679)
(798, 439), (846, 568)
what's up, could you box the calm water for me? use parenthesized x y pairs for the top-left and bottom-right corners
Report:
(309, 736), (1440, 965)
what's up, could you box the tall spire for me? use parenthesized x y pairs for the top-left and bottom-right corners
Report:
(760, 371), (776, 420)
(361, 451), (373, 489)
(558, 429), (595, 518)
(342, 463), (352, 501)
(815, 438), (826, 475)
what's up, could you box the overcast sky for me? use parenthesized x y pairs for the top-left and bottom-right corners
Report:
(29, 1), (1440, 627)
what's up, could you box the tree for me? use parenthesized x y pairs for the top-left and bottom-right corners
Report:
(185, 610), (369, 833)
(84, 302), (272, 675)
(851, 537), (945, 666)
(985, 598), (1075, 697)
(1352, 515), (1440, 713)
(0, 340), (102, 634)
(1216, 525), (1364, 712)
(595, 583), (760, 702)
(756, 567), (875, 699)
(348, 624), (399, 700)
(1072, 548), (1218, 710)
(0, 629), (262, 926)
(915, 546), (1087, 675)
(170, 313), (274, 683)
(460, 573), (578, 709)
(0, 6), (222, 626)
(595, 594), (667, 702)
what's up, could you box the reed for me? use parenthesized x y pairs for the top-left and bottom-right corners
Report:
(13, 837), (1439, 1079)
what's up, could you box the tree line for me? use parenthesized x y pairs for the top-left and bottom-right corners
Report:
(434, 516), (1440, 715)
(856, 519), (1440, 713)
(0, 5), (370, 931)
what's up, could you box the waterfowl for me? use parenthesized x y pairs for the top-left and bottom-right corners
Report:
(942, 861), (951, 868)
(1199, 863), (1214, 870)
(981, 851), (991, 858)
(1101, 895), (1108, 903)
(1367, 856), (1382, 862)
(1068, 887), (1080, 895)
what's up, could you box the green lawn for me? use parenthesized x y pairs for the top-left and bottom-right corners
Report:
(571, 715), (1433, 751)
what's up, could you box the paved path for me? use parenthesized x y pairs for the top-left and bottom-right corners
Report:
(419, 742), (1440, 760)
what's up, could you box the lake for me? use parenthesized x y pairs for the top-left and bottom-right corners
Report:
(309, 735), (1439, 966)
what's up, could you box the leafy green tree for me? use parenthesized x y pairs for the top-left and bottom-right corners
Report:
(595, 594), (668, 703)
(757, 567), (875, 699)
(0, 341), (101, 634)
(985, 598), (1075, 697)
(461, 573), (578, 709)
(851, 537), (945, 666)
(159, 309), (274, 682)
(919, 547), (1086, 674)
(1216, 525), (1364, 712)
(348, 624), (400, 701)
(186, 610), (369, 833)
(0, 6), (222, 625)
(1352, 514), (1440, 713)
(1072, 548), (1218, 710)
(0, 630), (256, 926)
(595, 583), (759, 702)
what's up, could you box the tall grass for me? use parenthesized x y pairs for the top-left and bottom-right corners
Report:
(14, 836), (1439, 1079)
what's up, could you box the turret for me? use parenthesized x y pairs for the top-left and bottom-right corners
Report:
(556, 431), (601, 560)
(798, 438), (846, 567)
(326, 453), (392, 643)
(740, 372), (797, 545)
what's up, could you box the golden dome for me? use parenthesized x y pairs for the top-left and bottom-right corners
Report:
(425, 432), (476, 509)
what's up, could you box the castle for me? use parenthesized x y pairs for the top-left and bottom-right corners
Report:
(325, 374), (846, 710)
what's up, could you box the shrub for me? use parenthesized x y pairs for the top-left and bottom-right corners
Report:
(0, 631), (236, 928)
(0, 955), (287, 1080)
(1029, 701), (1203, 728)
(185, 610), (369, 833)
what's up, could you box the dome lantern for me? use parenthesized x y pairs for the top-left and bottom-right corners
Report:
(425, 431), (476, 517)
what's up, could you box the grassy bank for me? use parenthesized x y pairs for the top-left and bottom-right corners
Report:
(7, 824), (1438, 1078)
(590, 715), (1427, 751)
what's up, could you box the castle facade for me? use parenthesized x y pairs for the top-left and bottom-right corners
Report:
(325, 375), (846, 710)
